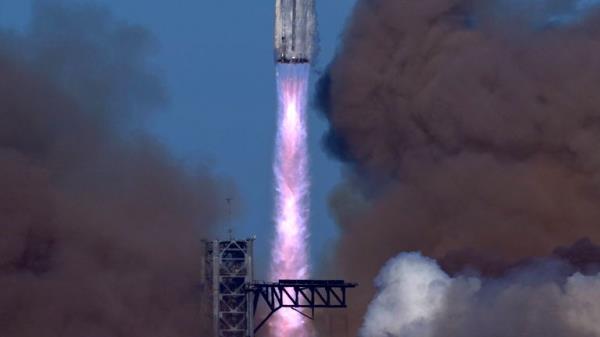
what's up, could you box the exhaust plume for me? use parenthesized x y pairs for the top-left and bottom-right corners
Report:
(270, 1), (316, 336)
(270, 63), (312, 337)
(315, 0), (600, 334)
(0, 2), (229, 337)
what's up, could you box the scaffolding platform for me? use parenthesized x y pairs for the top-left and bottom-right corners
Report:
(246, 279), (357, 333)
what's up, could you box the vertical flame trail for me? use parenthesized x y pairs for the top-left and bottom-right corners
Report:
(270, 63), (311, 337)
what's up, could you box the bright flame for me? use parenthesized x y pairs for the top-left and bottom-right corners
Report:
(270, 63), (311, 337)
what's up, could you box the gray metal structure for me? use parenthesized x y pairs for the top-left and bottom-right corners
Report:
(274, 0), (315, 63)
(246, 279), (357, 334)
(205, 238), (255, 337)
(204, 238), (357, 337)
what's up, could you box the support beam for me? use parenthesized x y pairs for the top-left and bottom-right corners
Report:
(246, 280), (357, 334)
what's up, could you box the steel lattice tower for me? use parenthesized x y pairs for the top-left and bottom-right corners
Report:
(205, 238), (255, 337)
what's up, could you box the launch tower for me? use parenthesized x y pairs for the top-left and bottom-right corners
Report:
(204, 237), (356, 337)
(205, 238), (255, 337)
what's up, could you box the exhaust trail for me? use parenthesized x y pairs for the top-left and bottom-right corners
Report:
(270, 0), (315, 335)
(270, 63), (311, 337)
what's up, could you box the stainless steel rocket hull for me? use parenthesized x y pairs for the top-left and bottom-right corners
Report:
(274, 0), (315, 64)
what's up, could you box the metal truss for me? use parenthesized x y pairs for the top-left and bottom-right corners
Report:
(246, 280), (357, 334)
(205, 239), (255, 337)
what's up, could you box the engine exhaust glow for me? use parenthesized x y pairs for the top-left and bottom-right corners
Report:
(270, 63), (311, 337)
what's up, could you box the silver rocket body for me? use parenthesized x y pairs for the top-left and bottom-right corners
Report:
(274, 0), (315, 64)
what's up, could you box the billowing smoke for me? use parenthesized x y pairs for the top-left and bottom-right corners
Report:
(0, 2), (229, 336)
(362, 251), (600, 337)
(315, 0), (600, 334)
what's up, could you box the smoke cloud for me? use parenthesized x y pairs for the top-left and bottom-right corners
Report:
(315, 0), (600, 334)
(0, 2), (228, 336)
(362, 252), (600, 337)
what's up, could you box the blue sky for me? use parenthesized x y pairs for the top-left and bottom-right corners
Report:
(0, 0), (357, 277)
(470, 0), (600, 28)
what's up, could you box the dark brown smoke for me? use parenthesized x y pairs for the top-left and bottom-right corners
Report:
(0, 2), (228, 336)
(315, 0), (600, 335)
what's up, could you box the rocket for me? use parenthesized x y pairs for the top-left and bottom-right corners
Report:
(274, 0), (316, 64)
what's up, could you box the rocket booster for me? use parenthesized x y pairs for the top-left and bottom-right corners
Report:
(274, 0), (315, 64)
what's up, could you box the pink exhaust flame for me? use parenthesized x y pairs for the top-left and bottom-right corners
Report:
(270, 63), (311, 337)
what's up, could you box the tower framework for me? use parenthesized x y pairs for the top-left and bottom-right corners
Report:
(205, 238), (255, 337)
(204, 237), (357, 337)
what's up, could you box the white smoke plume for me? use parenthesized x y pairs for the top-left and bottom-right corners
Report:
(361, 253), (600, 337)
(360, 253), (453, 337)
